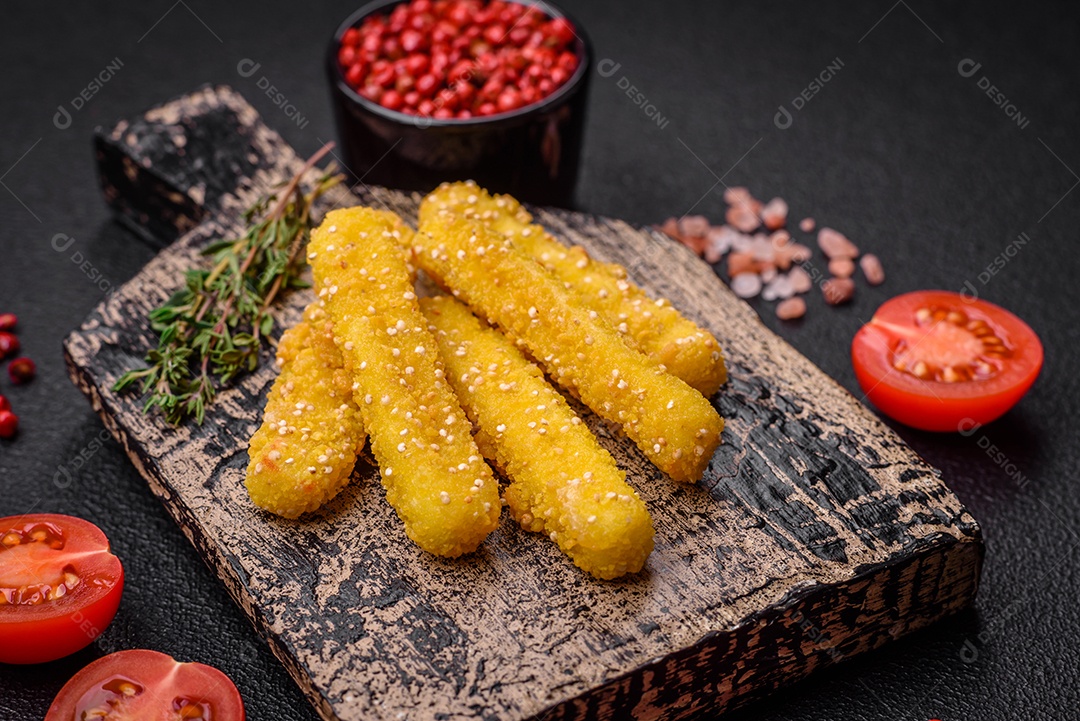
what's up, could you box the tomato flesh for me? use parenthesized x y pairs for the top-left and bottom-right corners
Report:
(0, 514), (124, 664)
(851, 291), (1043, 432)
(46, 649), (245, 720)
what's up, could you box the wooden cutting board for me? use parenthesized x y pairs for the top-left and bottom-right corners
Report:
(66, 86), (982, 721)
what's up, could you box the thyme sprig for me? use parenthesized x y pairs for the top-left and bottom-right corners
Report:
(113, 143), (343, 425)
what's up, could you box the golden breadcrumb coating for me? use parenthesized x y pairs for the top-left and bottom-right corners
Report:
(414, 211), (724, 483)
(420, 295), (654, 579)
(420, 181), (727, 397)
(246, 302), (366, 518)
(309, 207), (500, 557)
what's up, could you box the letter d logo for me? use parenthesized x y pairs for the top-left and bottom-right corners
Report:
(957, 58), (981, 78)
(237, 58), (261, 78)
(774, 105), (793, 130)
(53, 105), (72, 130)
(52, 233), (75, 252)
(596, 58), (621, 78)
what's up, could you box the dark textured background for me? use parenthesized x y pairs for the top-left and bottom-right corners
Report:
(1, 1), (1077, 719)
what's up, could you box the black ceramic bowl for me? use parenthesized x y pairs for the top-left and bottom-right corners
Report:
(327, 0), (590, 207)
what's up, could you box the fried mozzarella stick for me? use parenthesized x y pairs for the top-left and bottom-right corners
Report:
(246, 302), (366, 518)
(415, 211), (724, 483)
(421, 181), (727, 397)
(309, 207), (500, 557)
(420, 295), (654, 579)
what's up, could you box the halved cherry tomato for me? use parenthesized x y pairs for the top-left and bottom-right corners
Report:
(852, 291), (1043, 432)
(46, 649), (246, 720)
(0, 514), (123, 664)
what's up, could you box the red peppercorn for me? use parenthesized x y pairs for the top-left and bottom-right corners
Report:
(405, 53), (429, 75)
(0, 395), (9, 413)
(509, 26), (530, 46)
(0, 410), (17, 439)
(382, 90), (405, 111)
(345, 63), (365, 87)
(8, 357), (35, 385)
(415, 73), (439, 97)
(342, 27), (361, 47)
(547, 17), (576, 46)
(401, 28), (426, 53)
(496, 88), (521, 112)
(0, 314), (15, 331)
(0, 332), (18, 360)
(338, 45), (358, 67)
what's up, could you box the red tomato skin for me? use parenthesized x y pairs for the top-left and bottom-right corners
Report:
(45, 649), (246, 721)
(0, 514), (125, 664)
(851, 291), (1043, 432)
(852, 342), (1038, 431)
(0, 568), (123, 665)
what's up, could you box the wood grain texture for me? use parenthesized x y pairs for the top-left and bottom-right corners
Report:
(67, 86), (982, 721)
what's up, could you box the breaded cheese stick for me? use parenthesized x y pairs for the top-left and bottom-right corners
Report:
(420, 181), (727, 397)
(415, 211), (724, 483)
(246, 302), (366, 518)
(420, 295), (654, 579)
(309, 207), (500, 557)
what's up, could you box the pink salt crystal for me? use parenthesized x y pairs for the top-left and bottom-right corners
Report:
(769, 229), (791, 248)
(731, 230), (754, 253)
(726, 204), (760, 233)
(817, 227), (859, 259)
(723, 186), (751, 204)
(750, 234), (775, 262)
(658, 217), (680, 239)
(822, 278), (855, 305)
(679, 215), (711, 238)
(789, 243), (813, 262)
(828, 257), (856, 279)
(730, 273), (763, 299)
(788, 266), (812, 294)
(799, 217), (815, 233)
(762, 274), (795, 301)
(776, 297), (807, 320)
(704, 225), (738, 263)
(761, 197), (789, 230)
(860, 254), (885, 285)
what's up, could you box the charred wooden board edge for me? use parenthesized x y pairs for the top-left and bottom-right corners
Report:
(536, 535), (982, 721)
(94, 83), (267, 247)
(63, 336), (983, 721)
